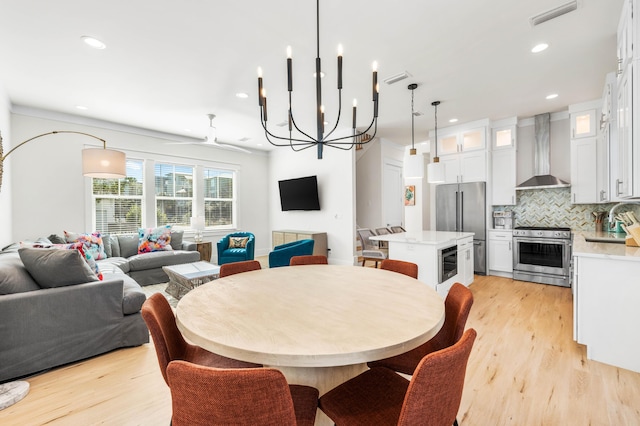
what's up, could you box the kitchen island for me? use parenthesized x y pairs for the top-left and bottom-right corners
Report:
(572, 232), (640, 373)
(371, 230), (475, 296)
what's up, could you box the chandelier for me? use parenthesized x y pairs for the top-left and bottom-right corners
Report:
(256, 0), (379, 159)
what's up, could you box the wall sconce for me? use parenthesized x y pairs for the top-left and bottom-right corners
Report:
(0, 130), (126, 191)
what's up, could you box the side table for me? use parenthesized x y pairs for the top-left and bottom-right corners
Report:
(189, 241), (212, 262)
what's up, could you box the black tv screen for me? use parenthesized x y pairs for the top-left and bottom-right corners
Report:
(278, 175), (321, 211)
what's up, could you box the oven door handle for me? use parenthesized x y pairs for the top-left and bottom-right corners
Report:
(513, 237), (571, 245)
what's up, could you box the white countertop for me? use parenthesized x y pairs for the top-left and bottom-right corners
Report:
(573, 231), (640, 261)
(370, 230), (475, 246)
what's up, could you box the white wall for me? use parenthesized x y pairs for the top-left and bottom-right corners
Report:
(269, 140), (356, 265)
(8, 111), (271, 257)
(0, 83), (11, 248)
(356, 140), (382, 229)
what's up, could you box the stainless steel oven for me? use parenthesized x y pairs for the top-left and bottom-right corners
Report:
(513, 227), (572, 287)
(438, 244), (458, 284)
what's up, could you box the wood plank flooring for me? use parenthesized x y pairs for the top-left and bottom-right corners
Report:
(1, 275), (639, 425)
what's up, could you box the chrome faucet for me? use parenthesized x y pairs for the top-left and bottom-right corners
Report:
(608, 201), (640, 226)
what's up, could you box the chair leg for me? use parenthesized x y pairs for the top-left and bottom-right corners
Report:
(454, 419), (459, 426)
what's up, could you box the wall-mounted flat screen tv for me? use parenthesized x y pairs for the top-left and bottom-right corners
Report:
(278, 175), (321, 211)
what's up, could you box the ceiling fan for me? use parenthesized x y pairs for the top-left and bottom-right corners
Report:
(168, 114), (252, 154)
(202, 114), (252, 154)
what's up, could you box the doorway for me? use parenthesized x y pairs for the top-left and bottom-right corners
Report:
(383, 161), (403, 227)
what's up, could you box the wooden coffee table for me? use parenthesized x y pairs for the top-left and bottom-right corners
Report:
(163, 261), (221, 300)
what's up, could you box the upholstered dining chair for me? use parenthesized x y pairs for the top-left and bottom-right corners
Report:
(140, 293), (261, 385)
(219, 260), (262, 278)
(375, 227), (392, 249)
(368, 282), (474, 375)
(290, 255), (328, 266)
(318, 328), (477, 426)
(357, 228), (388, 267)
(390, 225), (406, 233)
(167, 360), (319, 426)
(380, 259), (418, 279)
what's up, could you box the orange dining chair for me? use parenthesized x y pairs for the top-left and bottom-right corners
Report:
(368, 282), (473, 375)
(290, 255), (329, 266)
(140, 293), (261, 385)
(167, 360), (319, 426)
(219, 259), (262, 278)
(319, 328), (477, 426)
(380, 259), (418, 279)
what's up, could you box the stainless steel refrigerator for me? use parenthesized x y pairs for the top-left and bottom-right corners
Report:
(435, 181), (486, 275)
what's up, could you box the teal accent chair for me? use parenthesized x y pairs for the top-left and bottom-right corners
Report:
(268, 239), (315, 268)
(217, 232), (255, 266)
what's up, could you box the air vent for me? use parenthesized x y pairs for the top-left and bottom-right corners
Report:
(238, 137), (251, 142)
(413, 111), (423, 117)
(276, 121), (289, 127)
(530, 0), (578, 26)
(383, 71), (411, 85)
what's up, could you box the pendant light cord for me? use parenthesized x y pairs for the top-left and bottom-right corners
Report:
(411, 88), (415, 150)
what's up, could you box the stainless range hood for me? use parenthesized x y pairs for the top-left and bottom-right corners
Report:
(516, 113), (570, 190)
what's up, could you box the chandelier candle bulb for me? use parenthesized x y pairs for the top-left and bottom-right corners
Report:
(372, 61), (378, 101)
(257, 67), (263, 107)
(337, 44), (343, 90)
(352, 99), (357, 129)
(287, 46), (293, 92)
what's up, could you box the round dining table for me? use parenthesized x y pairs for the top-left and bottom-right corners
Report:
(176, 264), (445, 425)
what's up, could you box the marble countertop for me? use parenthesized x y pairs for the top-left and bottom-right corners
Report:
(573, 231), (640, 261)
(370, 230), (475, 246)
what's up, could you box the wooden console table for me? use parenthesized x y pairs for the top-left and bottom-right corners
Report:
(272, 230), (328, 257)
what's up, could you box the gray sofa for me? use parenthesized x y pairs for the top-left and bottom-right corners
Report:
(97, 231), (201, 286)
(0, 249), (149, 383)
(0, 230), (200, 382)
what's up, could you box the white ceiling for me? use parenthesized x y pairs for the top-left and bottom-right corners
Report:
(0, 0), (623, 153)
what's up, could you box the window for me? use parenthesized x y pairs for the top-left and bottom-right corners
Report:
(204, 168), (234, 227)
(155, 163), (193, 227)
(93, 159), (144, 234)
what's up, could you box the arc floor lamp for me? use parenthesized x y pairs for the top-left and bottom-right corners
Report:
(0, 130), (126, 191)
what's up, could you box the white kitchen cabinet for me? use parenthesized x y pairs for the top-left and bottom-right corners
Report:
(570, 109), (597, 139)
(570, 137), (598, 204)
(488, 230), (513, 275)
(573, 254), (640, 373)
(617, 0), (633, 79)
(492, 125), (516, 150)
(614, 62), (633, 198)
(437, 128), (485, 155)
(491, 148), (516, 205)
(440, 151), (487, 184)
(457, 236), (474, 286)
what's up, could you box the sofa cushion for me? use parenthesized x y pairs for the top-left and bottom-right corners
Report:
(64, 231), (107, 260)
(117, 234), (139, 258)
(138, 225), (173, 254)
(18, 248), (99, 288)
(170, 230), (184, 250)
(97, 257), (131, 274)
(0, 253), (40, 295)
(127, 250), (200, 271)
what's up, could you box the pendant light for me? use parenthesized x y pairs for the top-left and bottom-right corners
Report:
(404, 83), (423, 179)
(427, 100), (445, 183)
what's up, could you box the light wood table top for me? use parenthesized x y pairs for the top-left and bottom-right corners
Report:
(176, 265), (444, 368)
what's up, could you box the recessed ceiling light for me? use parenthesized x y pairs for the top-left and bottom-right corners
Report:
(184, 128), (192, 132)
(546, 93), (559, 100)
(449, 118), (458, 123)
(81, 36), (106, 50)
(236, 92), (249, 99)
(75, 105), (88, 110)
(531, 43), (549, 53)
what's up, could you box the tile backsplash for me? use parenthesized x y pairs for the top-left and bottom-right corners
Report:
(493, 187), (640, 231)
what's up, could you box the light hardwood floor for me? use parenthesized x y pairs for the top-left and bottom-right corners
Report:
(1, 275), (639, 425)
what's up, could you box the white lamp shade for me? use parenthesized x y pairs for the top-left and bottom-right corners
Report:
(404, 153), (424, 179)
(427, 161), (445, 183)
(82, 148), (126, 178)
(190, 216), (206, 231)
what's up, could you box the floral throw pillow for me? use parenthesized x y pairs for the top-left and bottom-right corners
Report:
(138, 225), (173, 254)
(64, 231), (107, 260)
(228, 237), (249, 249)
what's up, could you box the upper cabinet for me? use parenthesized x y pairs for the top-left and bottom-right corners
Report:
(492, 126), (516, 150)
(617, 0), (634, 79)
(490, 118), (517, 206)
(432, 120), (489, 184)
(570, 109), (597, 139)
